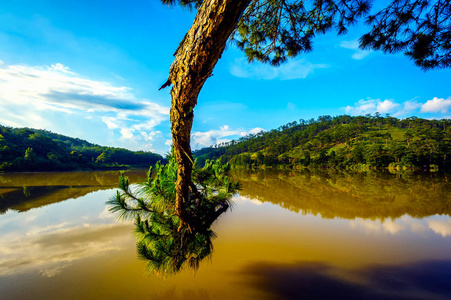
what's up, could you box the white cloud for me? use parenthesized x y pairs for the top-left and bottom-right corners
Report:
(0, 60), (169, 150)
(0, 187), (133, 278)
(120, 128), (134, 139)
(351, 51), (371, 60)
(230, 58), (328, 80)
(420, 97), (451, 113)
(140, 130), (162, 141)
(382, 220), (405, 235)
(98, 207), (114, 219)
(391, 100), (423, 117)
(101, 116), (121, 129)
(25, 222), (70, 238)
(49, 63), (76, 75)
(428, 219), (451, 237)
(0, 222), (130, 277)
(340, 40), (360, 49)
(377, 100), (400, 113)
(349, 219), (383, 234)
(340, 40), (372, 60)
(349, 216), (428, 236)
(347, 96), (451, 118)
(192, 125), (265, 149)
(349, 215), (451, 237)
(399, 215), (428, 234)
(233, 195), (263, 205)
(345, 98), (399, 115)
(403, 100), (422, 112)
(248, 127), (265, 135)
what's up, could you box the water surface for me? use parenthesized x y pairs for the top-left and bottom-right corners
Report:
(0, 169), (450, 299)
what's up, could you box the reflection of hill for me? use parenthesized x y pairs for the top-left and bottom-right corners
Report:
(0, 186), (112, 214)
(0, 170), (146, 187)
(233, 170), (451, 220)
(0, 170), (146, 214)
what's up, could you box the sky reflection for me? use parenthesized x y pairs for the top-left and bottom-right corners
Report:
(0, 189), (132, 277)
(348, 215), (451, 237)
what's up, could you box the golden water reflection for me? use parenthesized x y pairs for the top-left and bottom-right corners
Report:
(233, 169), (451, 220)
(0, 169), (450, 299)
(0, 170), (146, 213)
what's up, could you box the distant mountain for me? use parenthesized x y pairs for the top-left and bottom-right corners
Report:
(193, 115), (451, 171)
(0, 124), (165, 171)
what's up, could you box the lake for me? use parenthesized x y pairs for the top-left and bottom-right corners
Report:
(0, 169), (450, 299)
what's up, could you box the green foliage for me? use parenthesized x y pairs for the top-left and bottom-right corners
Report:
(0, 124), (165, 171)
(232, 0), (451, 69)
(236, 0), (372, 66)
(95, 152), (107, 164)
(163, 0), (450, 69)
(194, 115), (451, 171)
(24, 147), (35, 161)
(107, 155), (239, 276)
(360, 0), (451, 70)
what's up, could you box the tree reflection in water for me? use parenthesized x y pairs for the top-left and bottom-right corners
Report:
(108, 156), (239, 276)
(233, 169), (451, 220)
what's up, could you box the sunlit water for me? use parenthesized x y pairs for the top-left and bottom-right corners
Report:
(0, 169), (450, 299)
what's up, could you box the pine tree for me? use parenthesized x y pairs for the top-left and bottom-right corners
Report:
(158, 0), (451, 227)
(107, 154), (239, 276)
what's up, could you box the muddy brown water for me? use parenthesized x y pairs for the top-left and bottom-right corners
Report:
(0, 169), (450, 299)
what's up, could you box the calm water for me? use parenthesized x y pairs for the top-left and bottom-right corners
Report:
(0, 169), (450, 299)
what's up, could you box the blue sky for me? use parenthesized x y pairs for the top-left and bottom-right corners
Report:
(0, 0), (450, 155)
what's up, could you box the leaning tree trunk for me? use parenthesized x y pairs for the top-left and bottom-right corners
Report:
(163, 0), (251, 228)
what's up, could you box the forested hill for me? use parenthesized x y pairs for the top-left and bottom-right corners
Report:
(0, 125), (165, 171)
(193, 115), (451, 171)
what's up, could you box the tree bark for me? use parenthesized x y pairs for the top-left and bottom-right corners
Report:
(165, 0), (250, 228)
